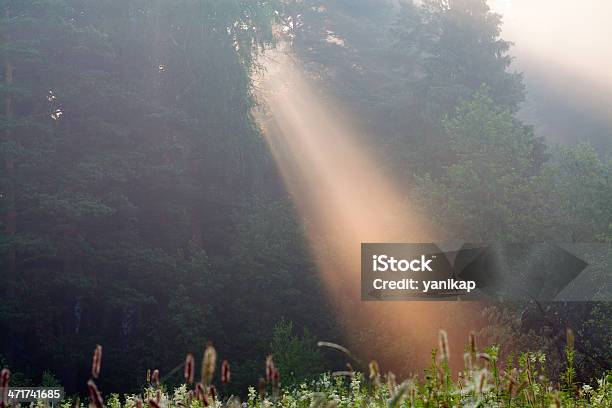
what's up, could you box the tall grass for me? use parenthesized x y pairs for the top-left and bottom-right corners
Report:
(1, 330), (610, 408)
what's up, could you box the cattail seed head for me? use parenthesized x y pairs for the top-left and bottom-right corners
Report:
(202, 343), (217, 386)
(146, 369), (151, 383)
(369, 360), (381, 389)
(184, 353), (195, 384)
(151, 369), (160, 387)
(209, 385), (217, 400)
(87, 379), (104, 408)
(0, 368), (9, 408)
(265, 355), (275, 383)
(195, 382), (205, 400)
(368, 360), (379, 380)
(91, 345), (102, 379)
(0, 368), (9, 388)
(221, 360), (230, 384)
(469, 332), (476, 355)
(438, 330), (449, 362)
(196, 383), (210, 406)
(136, 399), (143, 408)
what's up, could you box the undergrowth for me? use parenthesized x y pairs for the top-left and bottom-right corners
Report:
(1, 330), (610, 408)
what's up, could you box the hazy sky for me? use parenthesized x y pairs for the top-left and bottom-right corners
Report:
(490, 0), (612, 88)
(489, 1), (612, 148)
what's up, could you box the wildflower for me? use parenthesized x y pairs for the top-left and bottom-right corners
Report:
(202, 343), (217, 386)
(87, 379), (104, 408)
(91, 345), (102, 379)
(184, 353), (195, 384)
(221, 360), (231, 384)
(226, 396), (242, 408)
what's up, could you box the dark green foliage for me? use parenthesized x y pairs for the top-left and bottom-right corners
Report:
(0, 0), (332, 394)
(269, 320), (325, 386)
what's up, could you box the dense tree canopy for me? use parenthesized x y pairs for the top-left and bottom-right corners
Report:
(0, 0), (332, 394)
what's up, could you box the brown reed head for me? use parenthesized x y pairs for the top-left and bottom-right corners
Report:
(184, 353), (195, 384)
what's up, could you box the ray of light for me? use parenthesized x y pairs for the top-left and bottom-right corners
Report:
(256, 49), (483, 372)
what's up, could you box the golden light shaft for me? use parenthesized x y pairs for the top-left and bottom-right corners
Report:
(257, 50), (482, 372)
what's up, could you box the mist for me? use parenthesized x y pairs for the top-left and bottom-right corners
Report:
(491, 0), (612, 150)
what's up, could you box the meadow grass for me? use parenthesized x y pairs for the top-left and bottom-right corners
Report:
(2, 330), (610, 408)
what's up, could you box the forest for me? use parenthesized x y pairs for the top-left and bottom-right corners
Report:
(0, 0), (610, 406)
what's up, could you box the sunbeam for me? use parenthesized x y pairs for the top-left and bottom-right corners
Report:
(256, 48), (483, 372)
